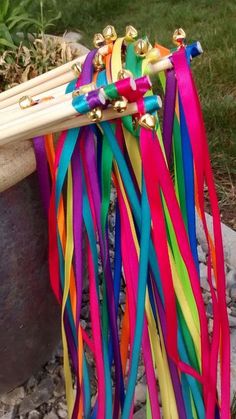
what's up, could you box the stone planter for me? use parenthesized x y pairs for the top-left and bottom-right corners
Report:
(0, 173), (60, 394)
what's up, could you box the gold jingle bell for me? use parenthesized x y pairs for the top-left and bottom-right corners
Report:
(102, 25), (117, 43)
(138, 113), (156, 130)
(71, 62), (82, 76)
(172, 28), (186, 47)
(19, 95), (33, 109)
(87, 107), (103, 123)
(93, 33), (105, 48)
(93, 53), (105, 71)
(117, 69), (133, 80)
(125, 25), (138, 42)
(134, 39), (150, 57)
(72, 82), (96, 98)
(146, 47), (161, 64)
(113, 97), (128, 113)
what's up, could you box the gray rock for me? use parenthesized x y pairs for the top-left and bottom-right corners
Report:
(53, 380), (65, 398)
(134, 383), (146, 405)
(230, 305), (236, 317)
(206, 302), (213, 318)
(28, 410), (40, 419)
(19, 378), (54, 415)
(229, 315), (236, 327)
(230, 284), (236, 302)
(134, 407), (146, 418)
(199, 263), (210, 291)
(196, 212), (236, 269)
(226, 270), (236, 289)
(57, 403), (67, 419)
(57, 409), (67, 419)
(0, 408), (14, 419)
(19, 396), (35, 415)
(44, 412), (59, 419)
(119, 292), (126, 304)
(197, 245), (206, 263)
(0, 386), (25, 406)
(26, 376), (38, 391)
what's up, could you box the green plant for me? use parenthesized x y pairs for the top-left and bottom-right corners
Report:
(0, 0), (32, 51)
(27, 0), (61, 38)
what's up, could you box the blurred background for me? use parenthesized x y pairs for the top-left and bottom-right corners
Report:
(1, 0), (235, 227)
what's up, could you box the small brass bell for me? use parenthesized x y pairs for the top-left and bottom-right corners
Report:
(72, 82), (96, 98)
(93, 53), (105, 71)
(125, 25), (138, 42)
(93, 33), (105, 48)
(138, 113), (156, 130)
(134, 39), (150, 57)
(19, 95), (33, 109)
(87, 107), (103, 123)
(117, 69), (133, 80)
(113, 97), (128, 113)
(71, 62), (82, 76)
(102, 25), (117, 43)
(172, 28), (186, 47)
(146, 47), (161, 64)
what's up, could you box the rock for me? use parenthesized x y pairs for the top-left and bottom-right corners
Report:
(134, 407), (146, 418)
(199, 263), (210, 291)
(134, 383), (147, 405)
(119, 292), (126, 304)
(226, 270), (236, 289)
(196, 212), (236, 269)
(206, 302), (213, 318)
(230, 305), (236, 317)
(230, 284), (236, 302)
(44, 412), (59, 419)
(63, 31), (82, 43)
(28, 410), (41, 419)
(19, 377), (54, 415)
(57, 403), (67, 419)
(57, 409), (67, 418)
(0, 386), (25, 405)
(0, 408), (15, 419)
(53, 380), (65, 398)
(229, 315), (236, 327)
(26, 376), (38, 391)
(44, 411), (59, 419)
(197, 245), (206, 263)
(19, 396), (35, 415)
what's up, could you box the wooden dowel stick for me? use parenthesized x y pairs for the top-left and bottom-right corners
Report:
(0, 97), (162, 146)
(0, 83), (69, 114)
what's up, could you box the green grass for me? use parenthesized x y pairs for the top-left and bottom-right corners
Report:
(29, 0), (236, 222)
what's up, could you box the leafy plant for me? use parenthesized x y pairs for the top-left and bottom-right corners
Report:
(0, 0), (32, 51)
(27, 0), (61, 38)
(0, 36), (78, 92)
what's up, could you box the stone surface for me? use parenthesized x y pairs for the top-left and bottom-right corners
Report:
(134, 383), (147, 405)
(43, 411), (59, 419)
(134, 407), (146, 418)
(230, 285), (236, 302)
(0, 174), (60, 394)
(199, 263), (210, 291)
(196, 212), (236, 269)
(226, 270), (236, 289)
(0, 387), (25, 406)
